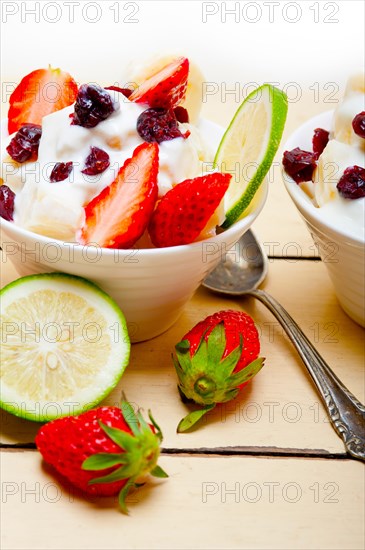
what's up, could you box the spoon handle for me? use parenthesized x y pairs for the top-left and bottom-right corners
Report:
(248, 288), (365, 461)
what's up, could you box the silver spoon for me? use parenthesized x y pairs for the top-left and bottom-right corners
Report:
(203, 229), (365, 461)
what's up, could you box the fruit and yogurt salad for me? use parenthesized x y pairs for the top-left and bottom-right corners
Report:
(283, 74), (365, 239)
(0, 58), (221, 246)
(0, 57), (287, 248)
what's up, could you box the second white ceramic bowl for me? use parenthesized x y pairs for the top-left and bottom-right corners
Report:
(283, 111), (365, 327)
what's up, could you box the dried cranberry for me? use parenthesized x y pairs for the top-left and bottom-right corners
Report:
(312, 128), (329, 158)
(352, 112), (365, 139)
(50, 162), (73, 183)
(174, 106), (189, 124)
(0, 185), (15, 221)
(72, 84), (117, 128)
(282, 148), (317, 184)
(82, 147), (110, 175)
(137, 108), (189, 144)
(105, 86), (133, 98)
(337, 166), (365, 199)
(6, 124), (42, 163)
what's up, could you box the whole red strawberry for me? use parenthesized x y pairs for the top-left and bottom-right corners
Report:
(35, 401), (168, 513)
(173, 310), (264, 432)
(149, 172), (231, 247)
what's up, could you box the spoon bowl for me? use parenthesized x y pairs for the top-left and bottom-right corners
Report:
(204, 229), (267, 295)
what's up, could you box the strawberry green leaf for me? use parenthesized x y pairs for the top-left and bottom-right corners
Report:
(177, 404), (216, 433)
(177, 384), (192, 404)
(108, 462), (137, 480)
(172, 354), (184, 374)
(206, 322), (226, 366)
(175, 339), (190, 353)
(121, 401), (141, 436)
(99, 421), (135, 451)
(190, 331), (208, 370)
(228, 357), (265, 387)
(88, 465), (129, 485)
(175, 340), (192, 372)
(82, 453), (126, 471)
(150, 465), (169, 478)
(134, 482), (146, 488)
(217, 388), (239, 403)
(118, 479), (135, 515)
(137, 410), (150, 432)
(218, 335), (242, 378)
(148, 410), (163, 442)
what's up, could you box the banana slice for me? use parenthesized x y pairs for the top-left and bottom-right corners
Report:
(345, 73), (365, 95)
(333, 73), (365, 148)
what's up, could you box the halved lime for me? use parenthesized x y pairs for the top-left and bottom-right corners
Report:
(214, 84), (288, 228)
(0, 273), (130, 422)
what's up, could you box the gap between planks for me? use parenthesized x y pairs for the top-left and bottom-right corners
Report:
(0, 442), (351, 460)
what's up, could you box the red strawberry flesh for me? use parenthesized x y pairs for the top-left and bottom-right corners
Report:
(149, 172), (231, 247)
(129, 57), (189, 109)
(8, 67), (78, 134)
(79, 142), (159, 249)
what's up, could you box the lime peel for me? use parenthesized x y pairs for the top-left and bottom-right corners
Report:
(214, 84), (288, 228)
(0, 273), (130, 422)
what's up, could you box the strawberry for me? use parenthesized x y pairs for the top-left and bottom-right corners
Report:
(149, 173), (231, 248)
(8, 66), (78, 135)
(78, 142), (159, 249)
(35, 401), (168, 514)
(173, 310), (264, 432)
(129, 57), (189, 109)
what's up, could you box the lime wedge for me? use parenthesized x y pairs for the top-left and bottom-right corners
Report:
(0, 273), (130, 422)
(214, 84), (288, 227)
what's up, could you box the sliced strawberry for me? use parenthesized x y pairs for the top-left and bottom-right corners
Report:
(79, 142), (159, 249)
(149, 172), (231, 248)
(129, 57), (189, 110)
(8, 67), (78, 134)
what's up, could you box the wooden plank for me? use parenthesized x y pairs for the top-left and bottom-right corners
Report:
(1, 451), (364, 550)
(1, 259), (364, 454)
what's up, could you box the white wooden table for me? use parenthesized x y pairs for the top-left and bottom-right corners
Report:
(1, 93), (364, 550)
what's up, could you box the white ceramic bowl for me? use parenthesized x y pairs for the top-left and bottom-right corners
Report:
(283, 111), (365, 327)
(1, 121), (268, 341)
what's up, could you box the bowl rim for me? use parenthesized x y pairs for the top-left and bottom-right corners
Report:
(282, 109), (365, 246)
